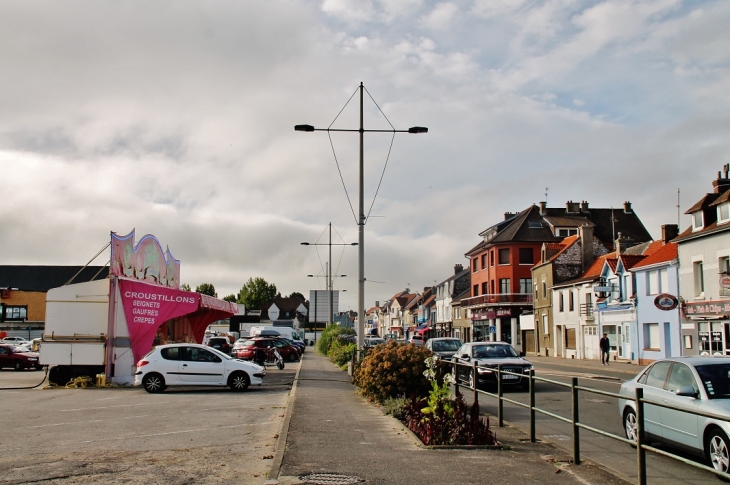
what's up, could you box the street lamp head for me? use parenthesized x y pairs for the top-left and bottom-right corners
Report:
(408, 126), (428, 134)
(307, 275), (314, 277)
(295, 124), (315, 132)
(300, 242), (310, 245)
(350, 243), (358, 246)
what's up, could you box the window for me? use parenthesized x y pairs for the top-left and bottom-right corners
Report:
(2, 305), (27, 321)
(645, 361), (671, 388)
(542, 281), (547, 298)
(481, 254), (487, 270)
(473, 284), (478, 296)
(643, 323), (659, 349)
(647, 270), (659, 295)
(534, 283), (538, 300)
(693, 211), (703, 231)
(491, 280), (495, 294)
(623, 274), (631, 300)
(720, 203), (730, 224)
(667, 363), (697, 393)
(694, 261), (705, 297)
(721, 257), (730, 275)
(519, 248), (533, 265)
(490, 251), (495, 266)
(472, 259), (477, 273)
(659, 268), (668, 293)
(498, 248), (510, 265)
(499, 278), (511, 294)
(558, 229), (578, 237)
(569, 291), (574, 311)
(481, 282), (488, 295)
(558, 292), (564, 312)
(519, 278), (532, 294)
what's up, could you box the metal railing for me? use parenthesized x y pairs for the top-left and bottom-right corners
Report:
(451, 360), (730, 484)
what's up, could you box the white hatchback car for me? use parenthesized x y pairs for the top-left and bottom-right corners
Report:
(135, 343), (265, 393)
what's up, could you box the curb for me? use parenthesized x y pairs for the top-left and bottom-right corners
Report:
(266, 354), (303, 483)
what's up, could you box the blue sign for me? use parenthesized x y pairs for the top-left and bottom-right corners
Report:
(488, 326), (496, 334)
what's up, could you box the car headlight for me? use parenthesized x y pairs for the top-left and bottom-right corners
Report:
(27, 358), (38, 361)
(477, 367), (494, 374)
(523, 366), (533, 372)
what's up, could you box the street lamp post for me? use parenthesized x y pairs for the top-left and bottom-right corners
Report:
(302, 222), (356, 326)
(296, 83), (427, 351)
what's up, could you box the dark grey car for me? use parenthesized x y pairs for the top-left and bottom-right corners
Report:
(425, 337), (463, 361)
(452, 342), (533, 390)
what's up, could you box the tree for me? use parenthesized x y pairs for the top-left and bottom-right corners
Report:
(289, 292), (305, 300)
(222, 294), (237, 302)
(195, 283), (217, 297)
(181, 283), (191, 292)
(237, 277), (278, 311)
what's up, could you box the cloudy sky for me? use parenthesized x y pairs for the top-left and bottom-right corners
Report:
(2, 0), (729, 311)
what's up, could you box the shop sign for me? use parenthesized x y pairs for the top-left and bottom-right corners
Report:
(495, 307), (512, 317)
(684, 300), (730, 317)
(110, 230), (181, 289)
(721, 275), (730, 289)
(654, 293), (679, 311)
(471, 311), (489, 321)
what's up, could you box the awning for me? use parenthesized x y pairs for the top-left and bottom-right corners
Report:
(415, 324), (429, 335)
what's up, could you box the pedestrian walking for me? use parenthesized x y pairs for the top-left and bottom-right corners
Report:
(600, 333), (610, 365)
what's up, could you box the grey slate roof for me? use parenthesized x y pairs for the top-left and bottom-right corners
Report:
(0, 265), (109, 292)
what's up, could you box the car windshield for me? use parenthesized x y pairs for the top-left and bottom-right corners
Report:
(695, 363), (730, 399)
(473, 345), (517, 359)
(369, 339), (385, 345)
(432, 340), (462, 352)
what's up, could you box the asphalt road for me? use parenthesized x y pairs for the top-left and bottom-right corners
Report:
(459, 360), (722, 485)
(0, 364), (296, 484)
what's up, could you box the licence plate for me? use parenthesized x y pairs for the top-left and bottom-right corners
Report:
(502, 374), (518, 380)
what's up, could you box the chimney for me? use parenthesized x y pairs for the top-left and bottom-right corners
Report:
(566, 200), (580, 213)
(539, 201), (547, 216)
(454, 263), (463, 275)
(579, 224), (594, 270)
(504, 212), (514, 220)
(580, 200), (589, 212)
(615, 232), (623, 257)
(712, 164), (730, 194)
(375, 301), (380, 308)
(661, 224), (679, 244)
(623, 201), (633, 213)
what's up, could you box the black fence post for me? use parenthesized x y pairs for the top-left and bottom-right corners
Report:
(636, 388), (646, 485)
(571, 377), (580, 465)
(473, 360), (479, 405)
(497, 364), (503, 427)
(529, 369), (536, 443)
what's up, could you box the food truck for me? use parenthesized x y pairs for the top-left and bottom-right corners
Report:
(40, 230), (238, 385)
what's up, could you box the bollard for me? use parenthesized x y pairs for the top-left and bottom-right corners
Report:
(636, 388), (646, 485)
(473, 360), (479, 405)
(529, 369), (536, 443)
(571, 377), (580, 465)
(497, 364), (503, 427)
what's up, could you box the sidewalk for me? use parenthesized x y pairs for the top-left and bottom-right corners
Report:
(528, 354), (643, 378)
(267, 352), (630, 485)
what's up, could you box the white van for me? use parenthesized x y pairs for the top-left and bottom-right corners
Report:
(250, 326), (303, 343)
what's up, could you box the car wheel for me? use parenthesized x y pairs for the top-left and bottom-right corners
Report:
(142, 373), (166, 393)
(13, 360), (23, 371)
(706, 428), (730, 476)
(229, 372), (250, 391)
(624, 408), (638, 444)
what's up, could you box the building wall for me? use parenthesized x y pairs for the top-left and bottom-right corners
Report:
(633, 263), (681, 363)
(1, 290), (47, 322)
(531, 263), (553, 355)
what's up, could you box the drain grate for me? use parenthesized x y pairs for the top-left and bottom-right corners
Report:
(298, 473), (364, 484)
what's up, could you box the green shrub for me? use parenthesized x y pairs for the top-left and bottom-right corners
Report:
(316, 324), (355, 356)
(381, 395), (409, 421)
(353, 340), (432, 403)
(328, 338), (356, 368)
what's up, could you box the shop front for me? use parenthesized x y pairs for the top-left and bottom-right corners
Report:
(683, 301), (730, 356)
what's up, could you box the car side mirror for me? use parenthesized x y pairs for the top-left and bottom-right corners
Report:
(675, 386), (698, 398)
(460, 354), (470, 360)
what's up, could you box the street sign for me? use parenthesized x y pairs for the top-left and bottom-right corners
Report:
(488, 326), (496, 334)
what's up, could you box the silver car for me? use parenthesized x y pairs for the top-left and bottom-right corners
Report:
(618, 356), (730, 475)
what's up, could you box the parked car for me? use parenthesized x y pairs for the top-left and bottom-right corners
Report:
(1, 336), (28, 344)
(407, 336), (424, 347)
(618, 356), (730, 475)
(206, 336), (233, 355)
(234, 338), (300, 362)
(0, 344), (42, 371)
(276, 337), (305, 355)
(363, 337), (386, 348)
(452, 342), (533, 390)
(134, 343), (265, 393)
(425, 337), (464, 361)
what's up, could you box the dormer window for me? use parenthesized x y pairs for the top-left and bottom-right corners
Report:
(719, 203), (730, 225)
(693, 211), (704, 231)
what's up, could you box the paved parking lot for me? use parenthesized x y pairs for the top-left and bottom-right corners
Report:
(0, 364), (295, 484)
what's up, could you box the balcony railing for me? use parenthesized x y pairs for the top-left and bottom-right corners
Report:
(580, 303), (594, 319)
(462, 293), (533, 308)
